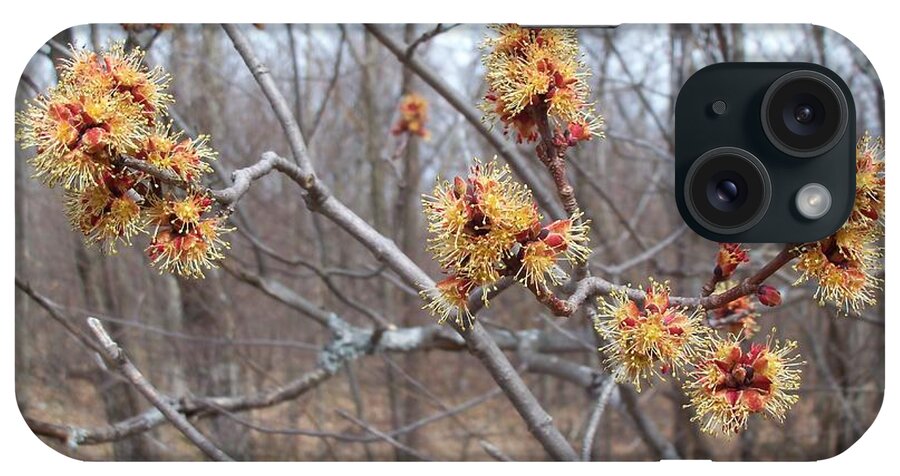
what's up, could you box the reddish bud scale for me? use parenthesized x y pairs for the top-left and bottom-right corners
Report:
(756, 284), (782, 307)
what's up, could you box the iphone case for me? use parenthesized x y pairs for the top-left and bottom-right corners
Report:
(14, 23), (884, 461)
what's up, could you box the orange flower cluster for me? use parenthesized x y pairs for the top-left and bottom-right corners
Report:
(594, 278), (804, 437)
(684, 331), (802, 437)
(16, 43), (229, 277)
(595, 279), (706, 390)
(422, 159), (589, 328)
(146, 193), (230, 277)
(793, 133), (884, 313)
(715, 243), (749, 280)
(480, 25), (603, 144)
(64, 171), (146, 254)
(391, 93), (430, 140)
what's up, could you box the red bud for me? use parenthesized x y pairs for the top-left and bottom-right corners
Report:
(756, 284), (782, 307)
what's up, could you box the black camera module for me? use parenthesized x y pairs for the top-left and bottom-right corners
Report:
(761, 70), (849, 158)
(684, 147), (771, 234)
(675, 63), (856, 242)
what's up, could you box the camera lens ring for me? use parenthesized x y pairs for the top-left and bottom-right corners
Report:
(683, 147), (772, 235)
(761, 70), (849, 158)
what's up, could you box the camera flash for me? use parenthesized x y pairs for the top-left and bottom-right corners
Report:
(795, 183), (832, 220)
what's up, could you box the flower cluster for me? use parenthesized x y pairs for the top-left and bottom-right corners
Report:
(391, 93), (430, 140)
(146, 193), (230, 277)
(64, 171), (146, 254)
(793, 133), (884, 314)
(684, 331), (802, 437)
(594, 279), (706, 390)
(16, 43), (229, 277)
(135, 124), (216, 182)
(422, 158), (590, 328)
(852, 133), (886, 225)
(715, 243), (749, 280)
(480, 25), (603, 144)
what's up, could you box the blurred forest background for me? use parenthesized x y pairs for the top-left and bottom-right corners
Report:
(14, 24), (884, 461)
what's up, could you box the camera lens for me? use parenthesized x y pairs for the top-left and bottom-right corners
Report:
(684, 147), (771, 234)
(708, 174), (747, 212)
(793, 104), (815, 124)
(715, 180), (739, 203)
(761, 70), (849, 158)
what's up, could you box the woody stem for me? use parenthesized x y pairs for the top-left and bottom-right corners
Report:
(698, 245), (799, 310)
(700, 274), (722, 298)
(532, 103), (580, 218)
(542, 244), (800, 317)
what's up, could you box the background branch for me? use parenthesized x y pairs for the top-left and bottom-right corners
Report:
(85, 318), (234, 462)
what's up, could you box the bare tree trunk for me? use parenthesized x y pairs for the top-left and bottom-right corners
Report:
(168, 25), (248, 458)
(15, 64), (33, 409)
(395, 23), (427, 456)
(360, 28), (402, 460)
(177, 274), (246, 457)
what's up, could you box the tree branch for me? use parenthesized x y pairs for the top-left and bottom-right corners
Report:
(27, 365), (334, 447)
(364, 24), (566, 221)
(222, 24), (315, 177)
(553, 244), (799, 317)
(85, 318), (234, 462)
(220, 24), (578, 460)
(336, 409), (432, 461)
(581, 378), (617, 461)
(532, 102), (580, 217)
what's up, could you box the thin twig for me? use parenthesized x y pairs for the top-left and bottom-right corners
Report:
(480, 440), (514, 461)
(203, 387), (499, 442)
(569, 158), (649, 251)
(581, 378), (617, 461)
(308, 27), (347, 141)
(559, 244), (800, 317)
(594, 225), (687, 275)
(405, 23), (461, 56)
(85, 318), (234, 461)
(222, 24), (315, 176)
(15, 277), (105, 356)
(532, 102), (580, 218)
(335, 409), (432, 461)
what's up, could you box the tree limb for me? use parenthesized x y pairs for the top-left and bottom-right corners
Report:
(581, 378), (617, 461)
(85, 318), (234, 462)
(220, 24), (578, 460)
(557, 244), (799, 317)
(364, 24), (566, 221)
